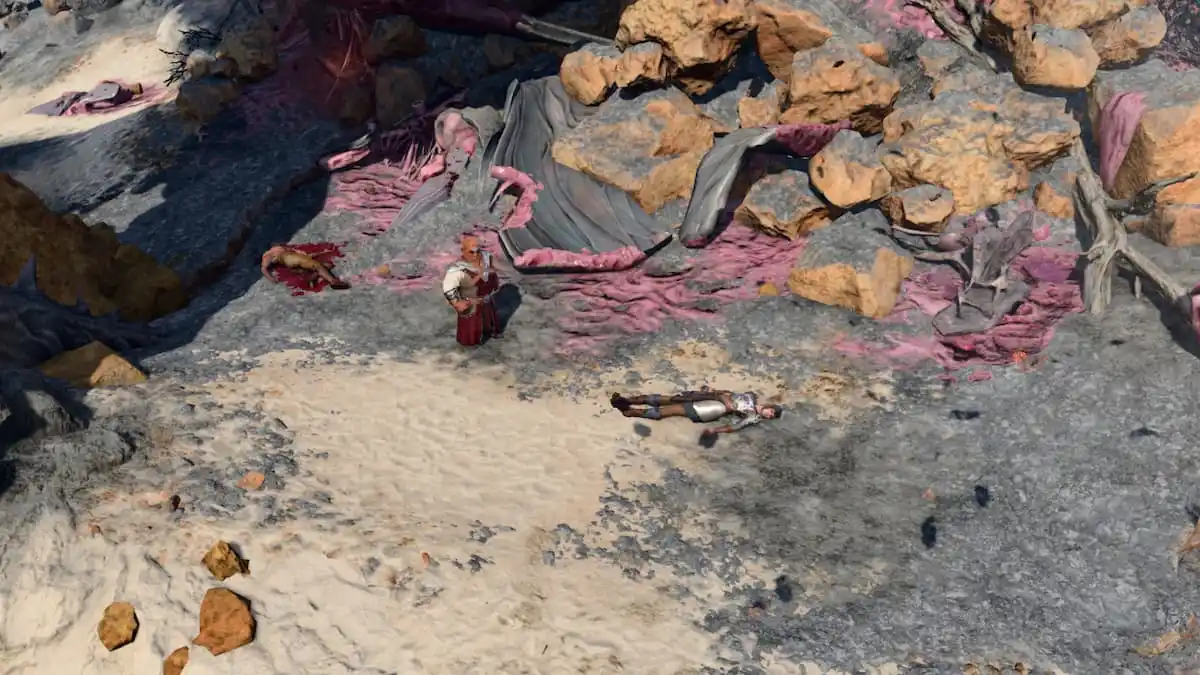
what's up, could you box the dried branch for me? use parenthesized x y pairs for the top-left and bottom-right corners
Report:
(1106, 172), (1199, 218)
(1069, 140), (1190, 316)
(904, 0), (997, 70)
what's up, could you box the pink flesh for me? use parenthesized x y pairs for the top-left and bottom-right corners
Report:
(774, 121), (852, 157)
(321, 148), (372, 172)
(552, 225), (807, 353)
(489, 165), (543, 230)
(1098, 92), (1148, 192)
(862, 0), (946, 37)
(63, 82), (170, 116)
(514, 245), (647, 271)
(838, 246), (1083, 370)
(324, 143), (442, 233)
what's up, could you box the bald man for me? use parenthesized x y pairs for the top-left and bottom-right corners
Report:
(441, 234), (503, 346)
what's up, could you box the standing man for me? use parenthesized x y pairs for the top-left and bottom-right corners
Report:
(442, 233), (503, 346)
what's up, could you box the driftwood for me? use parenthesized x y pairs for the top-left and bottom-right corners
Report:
(904, 0), (997, 70)
(1069, 140), (1191, 316)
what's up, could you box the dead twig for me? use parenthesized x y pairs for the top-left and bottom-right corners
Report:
(1106, 172), (1199, 217)
(1070, 140), (1190, 316)
(904, 0), (997, 70)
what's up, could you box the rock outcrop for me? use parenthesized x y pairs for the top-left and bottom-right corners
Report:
(880, 184), (955, 231)
(363, 15), (428, 64)
(737, 81), (784, 127)
(615, 0), (755, 94)
(735, 168), (834, 238)
(879, 73), (1079, 214)
(751, 0), (887, 82)
(1089, 61), (1200, 200)
(375, 62), (427, 128)
(38, 342), (147, 389)
(552, 88), (719, 212)
(787, 212), (913, 318)
(0, 174), (186, 322)
(780, 38), (901, 133)
(1086, 6), (1167, 66)
(809, 129), (892, 208)
(559, 43), (671, 105)
(1145, 175), (1200, 246)
(1011, 26), (1100, 89)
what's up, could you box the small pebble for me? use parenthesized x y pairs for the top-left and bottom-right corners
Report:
(974, 485), (990, 507)
(921, 516), (937, 549)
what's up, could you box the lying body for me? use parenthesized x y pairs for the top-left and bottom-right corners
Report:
(260, 246), (349, 289)
(610, 388), (781, 439)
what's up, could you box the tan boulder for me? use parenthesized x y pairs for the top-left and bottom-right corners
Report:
(38, 342), (147, 389)
(879, 76), (1079, 213)
(809, 129), (892, 208)
(613, 43), (671, 88)
(880, 185), (955, 232)
(735, 169), (834, 239)
(1033, 180), (1074, 220)
(560, 44), (621, 105)
(737, 81), (783, 128)
(1011, 26), (1100, 90)
(615, 0), (755, 94)
(184, 51), (237, 80)
(787, 212), (913, 318)
(176, 76), (240, 124)
(552, 88), (718, 213)
(1089, 61), (1200, 199)
(214, 11), (277, 81)
(163, 646), (189, 675)
(202, 541), (250, 581)
(0, 174), (186, 321)
(374, 62), (426, 128)
(986, 0), (1144, 37)
(917, 41), (996, 97)
(363, 15), (427, 64)
(483, 35), (531, 71)
(1144, 175), (1200, 247)
(97, 602), (138, 651)
(560, 43), (671, 105)
(750, 0), (888, 82)
(193, 588), (255, 656)
(1086, 7), (1166, 66)
(337, 81), (374, 126)
(779, 38), (901, 134)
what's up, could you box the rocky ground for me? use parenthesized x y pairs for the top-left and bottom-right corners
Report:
(5, 0), (1200, 673)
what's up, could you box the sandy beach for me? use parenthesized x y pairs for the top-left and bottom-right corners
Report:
(0, 350), (827, 675)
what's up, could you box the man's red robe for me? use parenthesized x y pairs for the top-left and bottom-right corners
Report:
(457, 271), (499, 346)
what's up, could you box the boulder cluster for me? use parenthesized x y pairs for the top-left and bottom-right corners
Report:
(554, 0), (1200, 315)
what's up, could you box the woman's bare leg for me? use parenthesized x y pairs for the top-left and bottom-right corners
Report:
(620, 403), (688, 420)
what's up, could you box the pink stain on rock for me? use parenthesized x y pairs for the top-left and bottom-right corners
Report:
(837, 247), (1083, 370)
(774, 121), (852, 157)
(554, 225), (807, 353)
(63, 82), (171, 116)
(1098, 92), (1148, 192)
(515, 246), (649, 271)
(862, 0), (948, 37)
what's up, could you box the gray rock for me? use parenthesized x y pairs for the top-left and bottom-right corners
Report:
(363, 15), (427, 64)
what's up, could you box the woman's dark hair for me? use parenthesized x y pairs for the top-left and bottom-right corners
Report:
(767, 404), (783, 418)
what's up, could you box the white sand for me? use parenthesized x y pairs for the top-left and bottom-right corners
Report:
(0, 29), (173, 146)
(0, 350), (834, 674)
